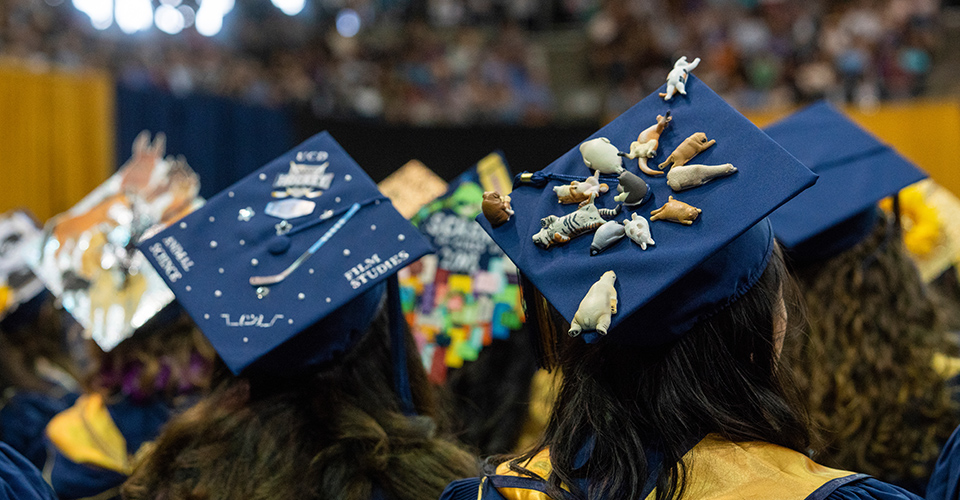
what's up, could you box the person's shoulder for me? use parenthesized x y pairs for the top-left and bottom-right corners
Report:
(0, 442), (57, 500)
(825, 477), (925, 500)
(927, 424), (960, 500)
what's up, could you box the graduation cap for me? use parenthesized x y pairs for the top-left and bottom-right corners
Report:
(398, 152), (524, 384)
(765, 101), (928, 262)
(138, 132), (434, 412)
(0, 211), (46, 326)
(478, 75), (817, 346)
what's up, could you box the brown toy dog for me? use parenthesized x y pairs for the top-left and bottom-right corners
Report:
(482, 191), (514, 227)
(658, 132), (716, 170)
(650, 196), (701, 225)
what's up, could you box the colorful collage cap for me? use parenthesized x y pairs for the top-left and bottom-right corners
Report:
(398, 152), (523, 383)
(0, 211), (46, 324)
(478, 75), (817, 346)
(28, 132), (201, 351)
(139, 132), (435, 376)
(766, 101), (928, 262)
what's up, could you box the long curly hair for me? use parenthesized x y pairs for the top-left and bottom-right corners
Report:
(120, 306), (479, 500)
(506, 245), (812, 500)
(790, 215), (959, 491)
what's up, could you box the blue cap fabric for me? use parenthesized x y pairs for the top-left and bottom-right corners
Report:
(766, 102), (928, 261)
(0, 211), (45, 322)
(139, 132), (435, 376)
(479, 75), (817, 346)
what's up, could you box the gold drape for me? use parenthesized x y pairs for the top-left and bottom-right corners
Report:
(747, 101), (960, 198)
(0, 62), (114, 222)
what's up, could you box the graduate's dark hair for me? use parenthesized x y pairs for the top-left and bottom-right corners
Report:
(121, 304), (479, 500)
(509, 245), (811, 500)
(790, 216), (958, 491)
(0, 294), (80, 395)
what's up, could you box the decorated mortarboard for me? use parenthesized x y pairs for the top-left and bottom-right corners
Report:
(138, 132), (435, 380)
(478, 74), (817, 346)
(0, 211), (46, 324)
(395, 153), (524, 384)
(378, 160), (450, 219)
(28, 132), (201, 351)
(765, 101), (928, 262)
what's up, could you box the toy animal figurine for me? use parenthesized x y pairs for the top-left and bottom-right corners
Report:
(481, 191), (514, 227)
(532, 195), (621, 249)
(623, 213), (655, 250)
(621, 112), (671, 176)
(659, 56), (700, 101)
(650, 196), (701, 225)
(569, 270), (617, 337)
(658, 133), (715, 170)
(666, 163), (738, 192)
(613, 171), (649, 207)
(590, 220), (626, 256)
(553, 171), (610, 205)
(580, 137), (624, 175)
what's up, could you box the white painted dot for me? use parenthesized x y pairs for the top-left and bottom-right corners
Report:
(218, 268), (224, 274)
(239, 239), (245, 246)
(288, 319), (294, 325)
(180, 222), (187, 229)
(214, 290), (222, 297)
(259, 173), (267, 181)
(251, 258), (259, 266)
(298, 293), (305, 300)
(325, 297), (331, 303)
(185, 285), (192, 291)
(397, 234), (405, 241)
(209, 216), (216, 223)
(228, 191), (235, 197)
(335, 197), (341, 203)
(343, 249), (351, 256)
(308, 268), (314, 274)
(375, 200), (381, 205)
(210, 241), (218, 248)
(370, 225), (376, 231)
(243, 337), (249, 343)
(204, 313), (210, 319)
(344, 174), (353, 181)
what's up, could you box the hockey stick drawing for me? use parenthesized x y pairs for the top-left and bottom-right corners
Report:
(249, 202), (360, 287)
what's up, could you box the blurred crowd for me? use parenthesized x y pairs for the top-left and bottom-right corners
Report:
(0, 0), (944, 124)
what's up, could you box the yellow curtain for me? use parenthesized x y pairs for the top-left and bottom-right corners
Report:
(0, 62), (115, 222)
(746, 101), (960, 198)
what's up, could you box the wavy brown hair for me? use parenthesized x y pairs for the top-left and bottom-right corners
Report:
(790, 215), (959, 491)
(121, 305), (479, 500)
(0, 294), (81, 395)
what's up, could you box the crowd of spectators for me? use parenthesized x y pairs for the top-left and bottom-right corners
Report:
(0, 0), (944, 125)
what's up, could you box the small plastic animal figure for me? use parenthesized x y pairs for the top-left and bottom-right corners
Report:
(666, 163), (738, 192)
(613, 171), (649, 207)
(580, 137), (624, 175)
(481, 191), (514, 227)
(590, 220), (626, 256)
(569, 270), (617, 337)
(650, 196), (701, 225)
(623, 213), (655, 250)
(553, 171), (610, 205)
(622, 112), (671, 176)
(532, 195), (621, 249)
(658, 133), (715, 170)
(659, 56), (700, 101)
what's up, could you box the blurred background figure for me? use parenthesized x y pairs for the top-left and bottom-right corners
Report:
(766, 102), (959, 495)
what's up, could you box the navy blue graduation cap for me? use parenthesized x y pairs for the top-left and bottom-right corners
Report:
(139, 132), (434, 411)
(478, 75), (817, 346)
(766, 101), (928, 262)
